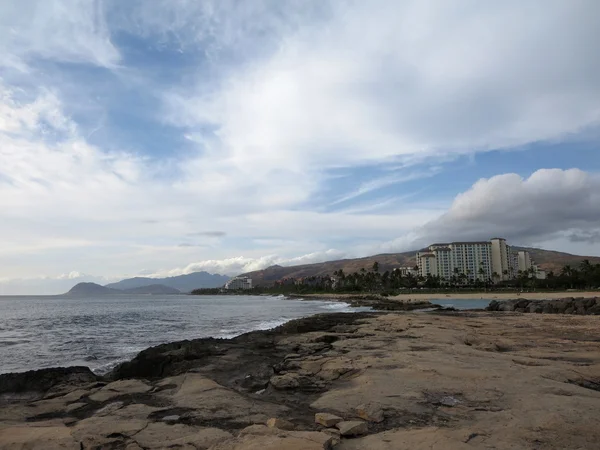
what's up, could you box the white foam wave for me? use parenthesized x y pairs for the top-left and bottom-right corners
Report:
(320, 302), (352, 310)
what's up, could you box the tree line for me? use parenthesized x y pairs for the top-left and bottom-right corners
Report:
(190, 259), (600, 295)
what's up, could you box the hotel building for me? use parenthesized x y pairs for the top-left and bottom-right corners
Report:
(225, 276), (253, 290)
(417, 238), (532, 283)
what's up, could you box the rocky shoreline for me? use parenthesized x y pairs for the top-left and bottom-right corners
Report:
(288, 293), (437, 311)
(486, 297), (600, 314)
(2, 309), (600, 449)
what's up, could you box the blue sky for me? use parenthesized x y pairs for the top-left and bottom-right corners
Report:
(1, 0), (600, 294)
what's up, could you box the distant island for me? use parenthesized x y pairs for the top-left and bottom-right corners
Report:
(66, 282), (181, 296)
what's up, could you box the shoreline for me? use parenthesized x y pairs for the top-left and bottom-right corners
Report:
(2, 309), (600, 449)
(292, 290), (600, 302)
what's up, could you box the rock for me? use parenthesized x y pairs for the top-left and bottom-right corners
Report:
(133, 422), (232, 449)
(439, 396), (461, 407)
(239, 425), (279, 436)
(89, 379), (151, 402)
(322, 428), (341, 446)
(211, 431), (333, 450)
(0, 367), (98, 396)
(315, 412), (344, 427)
(65, 402), (87, 413)
(71, 417), (147, 442)
(487, 298), (600, 315)
(266, 417), (295, 430)
(270, 373), (300, 389)
(95, 401), (124, 416)
(355, 403), (384, 422)
(336, 420), (368, 436)
(162, 414), (180, 423)
(0, 423), (79, 450)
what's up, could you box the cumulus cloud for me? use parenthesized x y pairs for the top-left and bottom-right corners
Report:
(161, 249), (349, 277)
(416, 169), (600, 246)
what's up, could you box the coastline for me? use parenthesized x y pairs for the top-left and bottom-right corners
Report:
(2, 309), (600, 449)
(292, 290), (600, 302)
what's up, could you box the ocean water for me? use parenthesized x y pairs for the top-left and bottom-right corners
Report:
(0, 294), (369, 375)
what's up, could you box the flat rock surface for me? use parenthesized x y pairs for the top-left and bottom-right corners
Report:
(1, 311), (600, 449)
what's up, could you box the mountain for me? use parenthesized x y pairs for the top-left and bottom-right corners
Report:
(66, 282), (180, 296)
(122, 284), (181, 295)
(66, 282), (123, 296)
(105, 271), (230, 293)
(241, 248), (600, 286)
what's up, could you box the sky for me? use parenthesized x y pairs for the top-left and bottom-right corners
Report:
(1, 0), (600, 294)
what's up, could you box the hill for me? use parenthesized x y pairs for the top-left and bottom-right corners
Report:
(66, 282), (180, 296)
(105, 271), (230, 293)
(241, 247), (600, 286)
(121, 284), (181, 295)
(66, 282), (122, 296)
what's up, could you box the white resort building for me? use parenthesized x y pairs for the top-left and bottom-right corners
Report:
(416, 238), (544, 283)
(225, 276), (253, 290)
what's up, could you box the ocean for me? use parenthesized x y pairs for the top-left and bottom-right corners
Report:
(0, 294), (369, 375)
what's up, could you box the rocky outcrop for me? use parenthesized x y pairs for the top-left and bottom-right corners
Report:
(2, 311), (600, 449)
(487, 297), (600, 314)
(0, 366), (98, 397)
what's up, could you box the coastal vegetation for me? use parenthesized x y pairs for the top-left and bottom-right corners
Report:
(191, 259), (600, 295)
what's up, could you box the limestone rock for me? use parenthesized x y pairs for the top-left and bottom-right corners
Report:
(65, 402), (87, 413)
(270, 373), (300, 389)
(336, 420), (368, 436)
(315, 412), (343, 427)
(212, 430), (333, 450)
(134, 422), (232, 449)
(266, 417), (295, 430)
(0, 423), (79, 450)
(355, 403), (384, 422)
(89, 379), (151, 402)
(95, 401), (124, 416)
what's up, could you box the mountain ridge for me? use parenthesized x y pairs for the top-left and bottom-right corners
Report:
(66, 282), (180, 296)
(240, 247), (600, 286)
(105, 271), (230, 293)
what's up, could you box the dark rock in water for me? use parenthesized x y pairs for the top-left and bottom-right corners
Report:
(486, 297), (600, 315)
(0, 366), (98, 395)
(109, 312), (376, 383)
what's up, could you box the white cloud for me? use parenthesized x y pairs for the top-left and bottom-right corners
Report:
(417, 168), (600, 247)
(1, 1), (600, 295)
(161, 249), (349, 277)
(163, 0), (600, 179)
(0, 0), (120, 69)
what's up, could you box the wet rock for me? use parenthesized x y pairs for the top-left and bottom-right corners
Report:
(266, 417), (295, 430)
(355, 403), (384, 423)
(315, 412), (343, 427)
(336, 420), (368, 436)
(0, 367), (98, 397)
